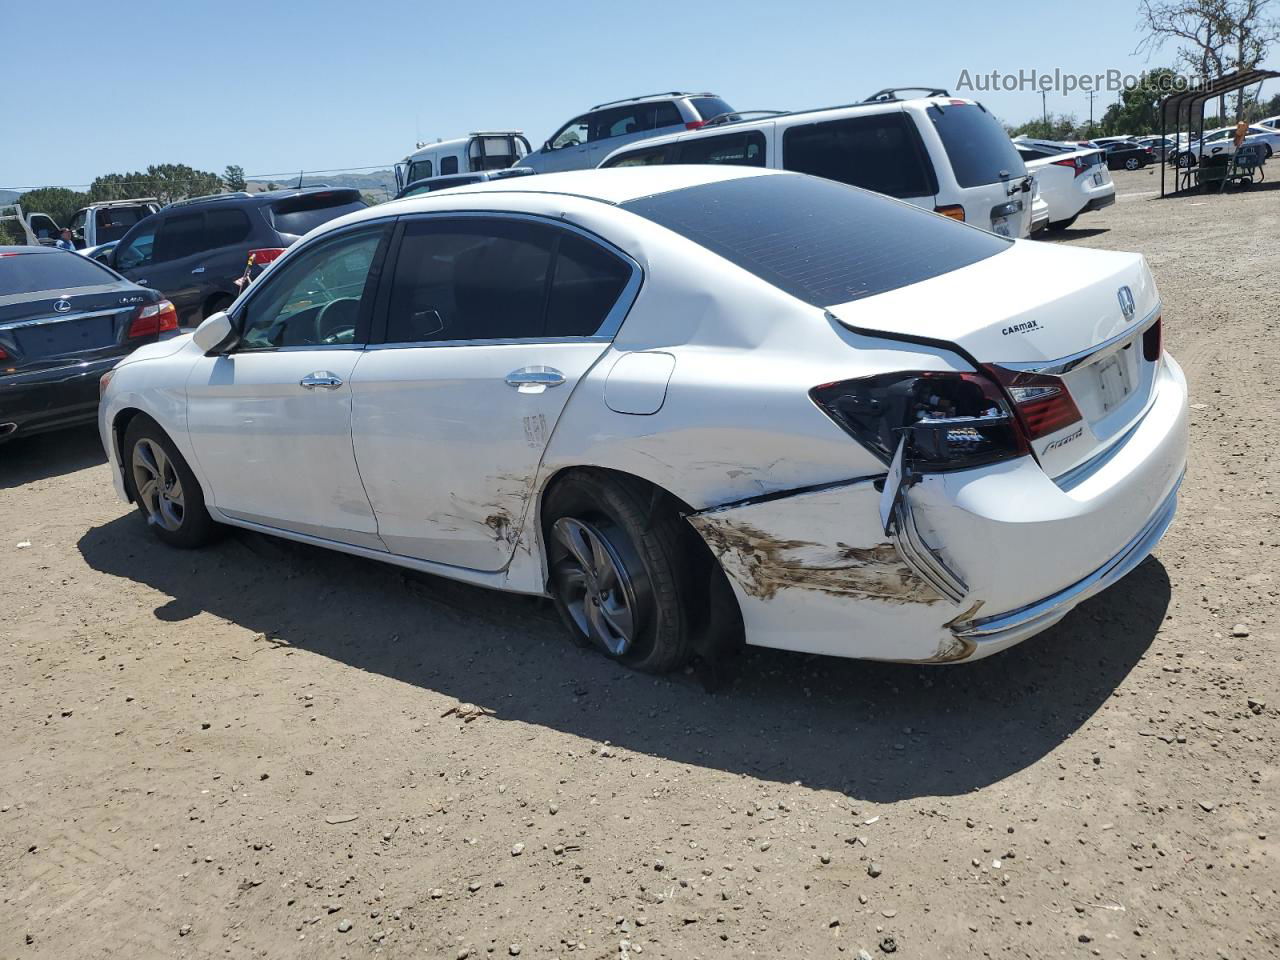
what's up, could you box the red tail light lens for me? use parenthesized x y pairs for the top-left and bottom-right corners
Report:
(811, 371), (1026, 472)
(1143, 316), (1162, 361)
(1052, 155), (1091, 177)
(685, 120), (706, 130)
(248, 247), (286, 266)
(127, 299), (179, 339)
(0, 345), (9, 362)
(984, 365), (1083, 439)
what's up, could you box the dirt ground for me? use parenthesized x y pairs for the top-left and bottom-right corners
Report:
(2, 168), (1277, 960)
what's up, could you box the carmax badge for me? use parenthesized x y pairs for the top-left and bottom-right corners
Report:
(1117, 285), (1136, 322)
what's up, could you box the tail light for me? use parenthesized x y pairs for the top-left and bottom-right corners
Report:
(127, 299), (179, 339)
(983, 365), (1082, 439)
(685, 120), (706, 130)
(934, 204), (965, 222)
(811, 371), (1026, 472)
(248, 247), (286, 266)
(1143, 316), (1162, 361)
(1052, 155), (1092, 177)
(0, 345), (9, 362)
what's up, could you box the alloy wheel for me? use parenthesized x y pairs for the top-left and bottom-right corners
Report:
(132, 438), (185, 532)
(551, 517), (646, 656)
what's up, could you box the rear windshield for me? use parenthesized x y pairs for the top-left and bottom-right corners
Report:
(0, 251), (117, 296)
(621, 174), (1010, 307)
(95, 205), (153, 243)
(689, 97), (735, 122)
(928, 102), (1026, 187)
(268, 191), (367, 237)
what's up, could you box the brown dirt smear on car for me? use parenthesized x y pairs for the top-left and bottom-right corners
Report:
(686, 514), (941, 604)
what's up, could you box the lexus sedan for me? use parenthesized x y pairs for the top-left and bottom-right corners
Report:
(1, 246), (177, 442)
(98, 168), (1188, 671)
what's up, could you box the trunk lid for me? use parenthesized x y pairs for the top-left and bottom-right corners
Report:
(827, 241), (1162, 477)
(0, 283), (143, 372)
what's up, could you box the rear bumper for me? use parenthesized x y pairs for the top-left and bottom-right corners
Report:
(0, 355), (119, 442)
(1082, 192), (1116, 214)
(686, 355), (1188, 664)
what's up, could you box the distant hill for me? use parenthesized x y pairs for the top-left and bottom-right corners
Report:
(0, 190), (20, 205)
(246, 170), (398, 201)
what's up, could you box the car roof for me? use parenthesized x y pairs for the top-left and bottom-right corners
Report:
(588, 91), (718, 110)
(596, 96), (981, 157)
(0, 244), (61, 255)
(385, 166), (781, 210)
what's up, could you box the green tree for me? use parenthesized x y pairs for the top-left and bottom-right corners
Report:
(1007, 113), (1087, 141)
(1098, 68), (1179, 135)
(14, 186), (91, 227)
(88, 164), (223, 205)
(223, 164), (247, 192)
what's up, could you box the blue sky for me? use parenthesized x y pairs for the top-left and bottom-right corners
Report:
(4, 0), (1275, 190)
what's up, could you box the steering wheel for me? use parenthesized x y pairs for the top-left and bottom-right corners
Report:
(313, 298), (360, 344)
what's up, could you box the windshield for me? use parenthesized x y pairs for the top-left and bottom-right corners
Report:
(268, 191), (367, 237)
(928, 102), (1026, 187)
(621, 173), (1010, 307)
(0, 251), (118, 296)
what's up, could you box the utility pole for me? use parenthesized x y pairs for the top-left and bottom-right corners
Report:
(1087, 89), (1097, 137)
(1042, 91), (1048, 131)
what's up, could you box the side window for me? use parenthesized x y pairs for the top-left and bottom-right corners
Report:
(653, 101), (683, 129)
(592, 106), (651, 141)
(115, 224), (157, 270)
(545, 232), (632, 337)
(204, 208), (252, 250)
(154, 212), (204, 262)
(238, 228), (386, 350)
(782, 114), (936, 199)
(386, 219), (555, 343)
(603, 145), (671, 168)
(550, 117), (590, 150)
(408, 159), (433, 182)
(440, 155), (459, 175)
(675, 131), (767, 167)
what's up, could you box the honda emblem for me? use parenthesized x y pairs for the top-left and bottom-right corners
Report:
(1117, 286), (1135, 322)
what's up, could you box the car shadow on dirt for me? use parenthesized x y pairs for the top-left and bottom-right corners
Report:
(1041, 227), (1109, 242)
(78, 515), (1170, 804)
(0, 425), (106, 489)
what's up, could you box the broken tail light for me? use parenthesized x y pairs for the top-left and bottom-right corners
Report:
(248, 247), (286, 266)
(983, 365), (1083, 439)
(127, 299), (179, 339)
(1143, 316), (1162, 362)
(811, 371), (1026, 472)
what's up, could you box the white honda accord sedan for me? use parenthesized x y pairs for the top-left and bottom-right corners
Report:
(98, 167), (1188, 671)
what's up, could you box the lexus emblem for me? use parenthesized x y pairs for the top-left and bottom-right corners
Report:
(53, 299), (72, 314)
(1117, 286), (1136, 322)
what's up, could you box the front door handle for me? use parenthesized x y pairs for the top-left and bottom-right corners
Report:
(136, 279), (149, 286)
(191, 266), (206, 274)
(300, 372), (343, 390)
(505, 366), (565, 393)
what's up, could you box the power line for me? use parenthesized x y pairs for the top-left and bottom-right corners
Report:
(1, 162), (399, 194)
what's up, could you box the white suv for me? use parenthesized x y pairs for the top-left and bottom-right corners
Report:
(599, 91), (1034, 238)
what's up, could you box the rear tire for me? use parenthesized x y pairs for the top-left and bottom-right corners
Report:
(542, 472), (696, 674)
(1125, 157), (1140, 171)
(122, 416), (220, 548)
(1047, 215), (1078, 232)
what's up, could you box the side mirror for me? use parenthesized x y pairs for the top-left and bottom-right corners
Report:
(192, 311), (237, 355)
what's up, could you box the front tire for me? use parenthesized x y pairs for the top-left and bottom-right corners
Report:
(1125, 157), (1140, 171)
(123, 416), (219, 548)
(543, 472), (696, 674)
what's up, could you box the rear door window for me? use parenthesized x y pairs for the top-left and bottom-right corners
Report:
(689, 97), (736, 122)
(204, 208), (252, 249)
(927, 102), (1027, 187)
(95, 206), (154, 244)
(782, 113), (936, 199)
(545, 233), (632, 337)
(592, 106), (653, 141)
(675, 131), (767, 167)
(621, 173), (1010, 307)
(653, 102), (683, 129)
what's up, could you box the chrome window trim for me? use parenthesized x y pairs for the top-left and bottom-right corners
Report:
(375, 210), (644, 349)
(995, 303), (1161, 376)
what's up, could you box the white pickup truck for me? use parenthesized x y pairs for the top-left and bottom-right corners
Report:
(0, 203), (60, 246)
(68, 198), (160, 253)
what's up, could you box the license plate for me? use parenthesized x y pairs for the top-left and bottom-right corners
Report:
(1094, 353), (1132, 412)
(990, 216), (1012, 237)
(1093, 172), (1105, 186)
(13, 315), (116, 359)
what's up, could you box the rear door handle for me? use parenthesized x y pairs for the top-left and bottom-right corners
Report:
(505, 366), (565, 393)
(300, 372), (343, 390)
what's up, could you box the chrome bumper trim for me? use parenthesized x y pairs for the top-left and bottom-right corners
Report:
(951, 473), (1182, 640)
(893, 500), (969, 605)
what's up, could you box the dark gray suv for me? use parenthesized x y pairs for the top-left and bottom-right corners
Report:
(108, 189), (367, 325)
(522, 92), (736, 174)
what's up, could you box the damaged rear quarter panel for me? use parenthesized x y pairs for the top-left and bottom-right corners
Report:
(686, 479), (964, 662)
